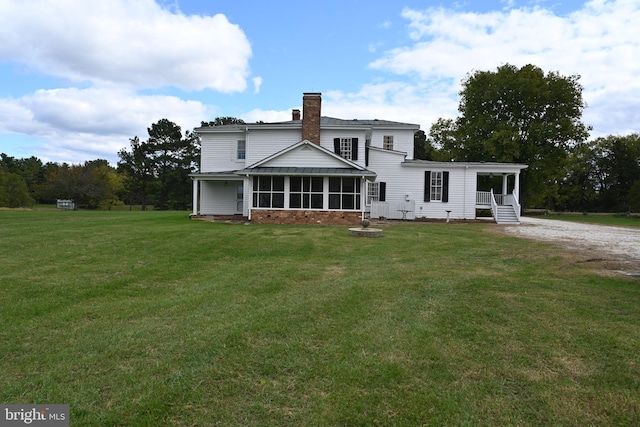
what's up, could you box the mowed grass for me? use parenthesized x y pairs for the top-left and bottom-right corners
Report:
(1, 211), (638, 426)
(527, 212), (640, 227)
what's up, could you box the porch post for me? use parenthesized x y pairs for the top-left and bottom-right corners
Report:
(502, 173), (508, 196)
(514, 173), (520, 200)
(192, 178), (199, 215)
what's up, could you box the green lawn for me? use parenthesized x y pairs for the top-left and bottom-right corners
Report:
(526, 212), (640, 227)
(1, 211), (638, 426)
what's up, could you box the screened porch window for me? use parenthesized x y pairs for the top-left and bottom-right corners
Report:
(329, 177), (361, 210)
(252, 176), (284, 208)
(290, 176), (323, 209)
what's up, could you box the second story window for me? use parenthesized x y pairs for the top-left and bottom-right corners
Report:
(340, 138), (352, 160)
(383, 136), (394, 150)
(333, 138), (359, 161)
(237, 140), (246, 160)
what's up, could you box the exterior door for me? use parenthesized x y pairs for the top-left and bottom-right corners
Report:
(236, 183), (243, 214)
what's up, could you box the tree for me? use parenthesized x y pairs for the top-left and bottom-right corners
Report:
(118, 137), (154, 210)
(431, 64), (591, 208)
(591, 134), (640, 211)
(119, 119), (200, 210)
(413, 130), (437, 160)
(41, 160), (123, 209)
(200, 117), (245, 127)
(0, 169), (34, 208)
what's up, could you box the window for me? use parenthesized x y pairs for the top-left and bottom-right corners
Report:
(383, 135), (394, 150)
(367, 181), (386, 205)
(333, 138), (359, 160)
(340, 138), (352, 160)
(431, 172), (443, 201)
(290, 176), (323, 209)
(252, 176), (284, 208)
(424, 171), (449, 203)
(236, 140), (246, 160)
(329, 177), (361, 210)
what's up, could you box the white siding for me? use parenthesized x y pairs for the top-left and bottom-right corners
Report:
(199, 180), (244, 215)
(369, 128), (415, 157)
(200, 132), (246, 172)
(368, 149), (477, 220)
(319, 129), (367, 167)
(246, 128), (302, 165)
(263, 145), (351, 168)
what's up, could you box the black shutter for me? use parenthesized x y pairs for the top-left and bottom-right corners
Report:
(379, 182), (386, 202)
(334, 138), (340, 155)
(424, 171), (431, 202)
(365, 146), (369, 166)
(442, 171), (449, 202)
(352, 138), (359, 160)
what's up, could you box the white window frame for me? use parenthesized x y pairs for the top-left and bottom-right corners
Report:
(328, 177), (361, 210)
(340, 138), (352, 160)
(367, 182), (380, 205)
(430, 171), (443, 201)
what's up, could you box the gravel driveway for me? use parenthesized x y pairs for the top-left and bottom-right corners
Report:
(503, 216), (640, 275)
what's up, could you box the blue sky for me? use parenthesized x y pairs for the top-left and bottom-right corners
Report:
(0, 0), (638, 165)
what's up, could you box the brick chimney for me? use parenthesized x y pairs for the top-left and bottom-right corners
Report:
(292, 109), (301, 121)
(302, 92), (321, 144)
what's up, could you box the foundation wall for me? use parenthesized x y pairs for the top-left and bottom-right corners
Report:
(251, 210), (362, 225)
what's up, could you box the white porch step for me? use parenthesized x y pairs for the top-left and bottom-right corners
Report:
(495, 205), (520, 224)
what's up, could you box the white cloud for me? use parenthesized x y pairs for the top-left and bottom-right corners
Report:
(0, 88), (210, 164)
(369, 0), (640, 137)
(253, 77), (263, 94)
(0, 0), (253, 92)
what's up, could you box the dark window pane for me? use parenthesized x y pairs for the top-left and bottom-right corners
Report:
(355, 178), (361, 192)
(356, 197), (361, 209)
(259, 193), (271, 207)
(273, 176), (284, 191)
(311, 194), (323, 209)
(253, 179), (258, 191)
(252, 193), (257, 207)
(329, 177), (340, 192)
(273, 193), (284, 208)
(259, 177), (271, 191)
(343, 178), (354, 193)
(329, 194), (340, 209)
(290, 177), (301, 192)
(311, 177), (323, 192)
(303, 194), (310, 209)
(303, 177), (310, 192)
(290, 194), (301, 208)
(343, 194), (354, 209)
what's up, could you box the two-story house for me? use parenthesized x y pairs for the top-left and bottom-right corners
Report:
(190, 92), (527, 224)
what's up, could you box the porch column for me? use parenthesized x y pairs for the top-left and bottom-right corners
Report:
(502, 173), (508, 196)
(192, 178), (199, 215)
(514, 173), (520, 201)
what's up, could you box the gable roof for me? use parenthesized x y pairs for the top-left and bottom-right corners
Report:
(237, 140), (376, 179)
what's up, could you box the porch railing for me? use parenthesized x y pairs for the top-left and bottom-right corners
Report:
(476, 191), (505, 206)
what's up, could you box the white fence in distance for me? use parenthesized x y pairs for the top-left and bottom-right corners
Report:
(370, 200), (416, 220)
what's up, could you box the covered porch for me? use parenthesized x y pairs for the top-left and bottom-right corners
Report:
(190, 172), (246, 217)
(475, 171), (523, 224)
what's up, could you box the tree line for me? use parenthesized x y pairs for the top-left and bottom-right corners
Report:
(414, 63), (640, 213)
(0, 117), (249, 210)
(2, 64), (639, 212)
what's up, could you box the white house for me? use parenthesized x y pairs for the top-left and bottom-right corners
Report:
(190, 93), (527, 224)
